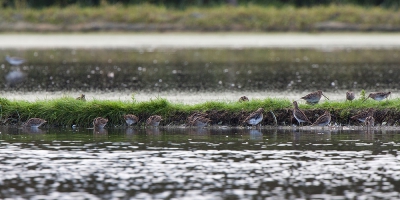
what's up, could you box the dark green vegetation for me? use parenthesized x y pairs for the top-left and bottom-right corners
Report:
(1, 3), (400, 32)
(4, 0), (400, 9)
(0, 95), (398, 127)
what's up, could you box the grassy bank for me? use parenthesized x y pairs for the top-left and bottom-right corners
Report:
(1, 95), (399, 127)
(1, 4), (400, 32)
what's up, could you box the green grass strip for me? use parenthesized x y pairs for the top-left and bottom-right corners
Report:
(0, 96), (399, 127)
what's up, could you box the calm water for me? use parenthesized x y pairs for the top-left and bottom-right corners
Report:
(1, 48), (400, 92)
(1, 47), (400, 199)
(1, 126), (400, 199)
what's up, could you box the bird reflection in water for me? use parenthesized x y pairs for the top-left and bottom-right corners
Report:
(146, 127), (160, 135)
(249, 129), (263, 141)
(5, 70), (26, 86)
(93, 127), (108, 136)
(22, 127), (45, 134)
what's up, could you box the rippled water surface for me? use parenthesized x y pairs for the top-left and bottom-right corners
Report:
(1, 126), (400, 199)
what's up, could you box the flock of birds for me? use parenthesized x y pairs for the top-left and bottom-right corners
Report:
(4, 55), (392, 129)
(241, 90), (391, 128)
(21, 90), (391, 130)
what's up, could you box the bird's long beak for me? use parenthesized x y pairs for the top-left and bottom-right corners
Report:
(322, 93), (330, 100)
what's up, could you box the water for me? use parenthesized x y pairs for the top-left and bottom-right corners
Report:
(1, 126), (400, 199)
(2, 46), (400, 199)
(1, 48), (400, 93)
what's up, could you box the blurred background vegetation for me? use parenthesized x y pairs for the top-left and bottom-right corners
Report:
(2, 0), (399, 9)
(0, 0), (399, 32)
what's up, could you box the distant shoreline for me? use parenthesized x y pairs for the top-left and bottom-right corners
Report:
(1, 4), (400, 33)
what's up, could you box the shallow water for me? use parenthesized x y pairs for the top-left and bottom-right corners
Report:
(1, 126), (400, 199)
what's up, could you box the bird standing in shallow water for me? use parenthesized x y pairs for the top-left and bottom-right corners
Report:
(189, 116), (211, 127)
(292, 101), (312, 126)
(93, 117), (108, 128)
(238, 96), (249, 102)
(365, 116), (375, 127)
(243, 108), (264, 126)
(362, 92), (391, 102)
(124, 114), (139, 126)
(346, 91), (355, 101)
(312, 111), (331, 126)
(76, 94), (86, 101)
(146, 115), (162, 127)
(187, 112), (207, 122)
(351, 108), (375, 123)
(300, 90), (329, 104)
(23, 118), (47, 128)
(6, 55), (25, 66)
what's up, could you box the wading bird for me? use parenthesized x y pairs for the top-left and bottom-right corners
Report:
(124, 114), (139, 126)
(312, 111), (331, 127)
(23, 118), (47, 128)
(189, 116), (211, 127)
(362, 92), (391, 102)
(76, 94), (86, 101)
(292, 101), (312, 126)
(351, 108), (375, 123)
(238, 96), (249, 102)
(300, 90), (329, 104)
(243, 108), (264, 127)
(93, 117), (108, 128)
(146, 115), (162, 127)
(346, 91), (355, 101)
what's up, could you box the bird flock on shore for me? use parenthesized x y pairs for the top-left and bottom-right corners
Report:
(20, 90), (390, 130)
(5, 55), (391, 130)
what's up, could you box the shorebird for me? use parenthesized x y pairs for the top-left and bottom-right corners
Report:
(187, 112), (207, 122)
(362, 92), (391, 102)
(292, 101), (312, 126)
(365, 116), (375, 127)
(312, 111), (331, 126)
(238, 96), (249, 102)
(351, 108), (375, 123)
(76, 94), (86, 101)
(124, 114), (139, 126)
(6, 55), (25, 66)
(93, 117), (108, 128)
(243, 108), (264, 126)
(189, 116), (211, 127)
(146, 115), (162, 126)
(23, 118), (47, 128)
(346, 91), (355, 101)
(300, 90), (329, 104)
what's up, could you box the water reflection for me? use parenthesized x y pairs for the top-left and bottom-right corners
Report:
(1, 126), (400, 199)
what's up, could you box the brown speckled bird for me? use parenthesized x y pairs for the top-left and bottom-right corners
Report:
(292, 101), (312, 126)
(189, 116), (211, 127)
(312, 111), (331, 127)
(365, 116), (375, 127)
(23, 118), (47, 128)
(351, 108), (375, 123)
(76, 94), (86, 101)
(238, 96), (249, 102)
(300, 90), (329, 104)
(146, 115), (162, 127)
(124, 114), (139, 126)
(362, 92), (391, 103)
(346, 91), (355, 101)
(243, 108), (264, 126)
(93, 117), (108, 129)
